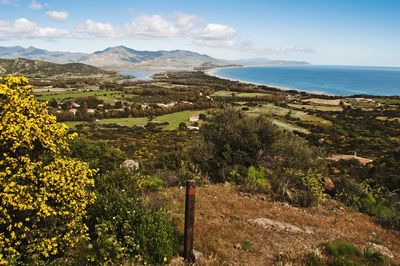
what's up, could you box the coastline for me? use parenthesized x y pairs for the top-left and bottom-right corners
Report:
(203, 65), (400, 97)
(204, 66), (331, 96)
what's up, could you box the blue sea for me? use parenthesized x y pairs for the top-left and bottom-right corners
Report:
(211, 65), (400, 96)
(120, 70), (157, 81)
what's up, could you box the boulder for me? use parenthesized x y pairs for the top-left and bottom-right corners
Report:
(120, 159), (139, 172)
(366, 243), (394, 259)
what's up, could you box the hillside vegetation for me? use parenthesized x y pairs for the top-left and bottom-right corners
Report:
(1, 70), (399, 265)
(0, 58), (113, 76)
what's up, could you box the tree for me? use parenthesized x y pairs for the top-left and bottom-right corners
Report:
(69, 137), (127, 174)
(48, 98), (58, 108)
(191, 108), (279, 182)
(0, 76), (95, 264)
(178, 122), (187, 130)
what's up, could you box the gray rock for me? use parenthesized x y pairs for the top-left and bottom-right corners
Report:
(366, 243), (394, 259)
(120, 159), (139, 172)
(248, 217), (313, 234)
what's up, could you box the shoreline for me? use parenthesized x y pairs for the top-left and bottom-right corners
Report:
(203, 66), (400, 98)
(204, 66), (332, 97)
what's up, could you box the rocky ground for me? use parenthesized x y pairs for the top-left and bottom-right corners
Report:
(152, 183), (400, 265)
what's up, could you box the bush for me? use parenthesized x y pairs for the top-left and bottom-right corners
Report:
(333, 176), (364, 209)
(192, 108), (327, 206)
(0, 76), (95, 264)
(324, 239), (360, 258)
(86, 170), (179, 265)
(178, 122), (187, 130)
(237, 166), (270, 193)
(143, 175), (167, 191)
(269, 168), (325, 207)
(323, 239), (389, 266)
(69, 137), (127, 174)
(191, 108), (279, 182)
(262, 131), (326, 173)
(360, 193), (393, 219)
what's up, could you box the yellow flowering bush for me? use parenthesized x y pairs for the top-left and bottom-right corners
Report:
(0, 76), (95, 264)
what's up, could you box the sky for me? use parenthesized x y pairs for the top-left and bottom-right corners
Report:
(1, 0), (399, 67)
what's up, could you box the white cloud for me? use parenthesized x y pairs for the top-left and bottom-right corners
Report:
(29, 0), (46, 10)
(77, 12), (237, 41)
(127, 14), (180, 38)
(46, 10), (69, 21)
(0, 12), (313, 56)
(0, 18), (69, 40)
(196, 24), (237, 40)
(76, 20), (117, 38)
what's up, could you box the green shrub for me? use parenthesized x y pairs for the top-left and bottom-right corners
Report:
(242, 240), (255, 253)
(362, 245), (385, 265)
(238, 166), (270, 193)
(86, 170), (179, 265)
(324, 239), (360, 258)
(143, 175), (167, 191)
(270, 168), (325, 206)
(360, 193), (393, 219)
(191, 108), (279, 182)
(262, 131), (326, 173)
(333, 176), (364, 209)
(69, 137), (127, 174)
(276, 240), (390, 266)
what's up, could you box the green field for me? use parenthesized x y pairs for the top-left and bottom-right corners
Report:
(212, 90), (270, 98)
(35, 90), (115, 101)
(271, 119), (310, 134)
(96, 117), (149, 127)
(153, 110), (207, 130)
(34, 90), (138, 102)
(95, 110), (207, 130)
(238, 103), (332, 125)
(62, 121), (86, 128)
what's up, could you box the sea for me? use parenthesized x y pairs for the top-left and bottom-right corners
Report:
(209, 65), (400, 96)
(120, 70), (158, 81)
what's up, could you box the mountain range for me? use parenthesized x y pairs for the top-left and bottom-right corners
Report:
(0, 46), (309, 71)
(0, 58), (112, 76)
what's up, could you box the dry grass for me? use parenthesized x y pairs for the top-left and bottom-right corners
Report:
(288, 103), (343, 112)
(302, 98), (342, 106)
(154, 183), (400, 265)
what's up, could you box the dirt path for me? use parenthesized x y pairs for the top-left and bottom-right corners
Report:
(157, 183), (400, 265)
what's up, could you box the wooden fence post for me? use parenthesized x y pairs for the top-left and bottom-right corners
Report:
(183, 180), (196, 262)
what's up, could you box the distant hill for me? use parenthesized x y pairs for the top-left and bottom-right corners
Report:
(81, 46), (219, 70)
(0, 46), (88, 64)
(0, 46), (310, 70)
(0, 58), (112, 76)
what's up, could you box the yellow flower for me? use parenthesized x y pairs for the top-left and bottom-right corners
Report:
(0, 76), (95, 263)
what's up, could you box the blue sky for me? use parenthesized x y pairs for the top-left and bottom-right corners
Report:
(1, 0), (399, 66)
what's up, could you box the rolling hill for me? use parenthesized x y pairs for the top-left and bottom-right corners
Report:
(0, 58), (113, 76)
(0, 45), (309, 71)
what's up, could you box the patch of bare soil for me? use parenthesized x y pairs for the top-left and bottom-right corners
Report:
(155, 183), (400, 265)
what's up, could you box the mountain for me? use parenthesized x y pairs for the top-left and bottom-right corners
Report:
(81, 46), (219, 70)
(0, 46), (89, 64)
(0, 46), (310, 71)
(0, 58), (112, 76)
